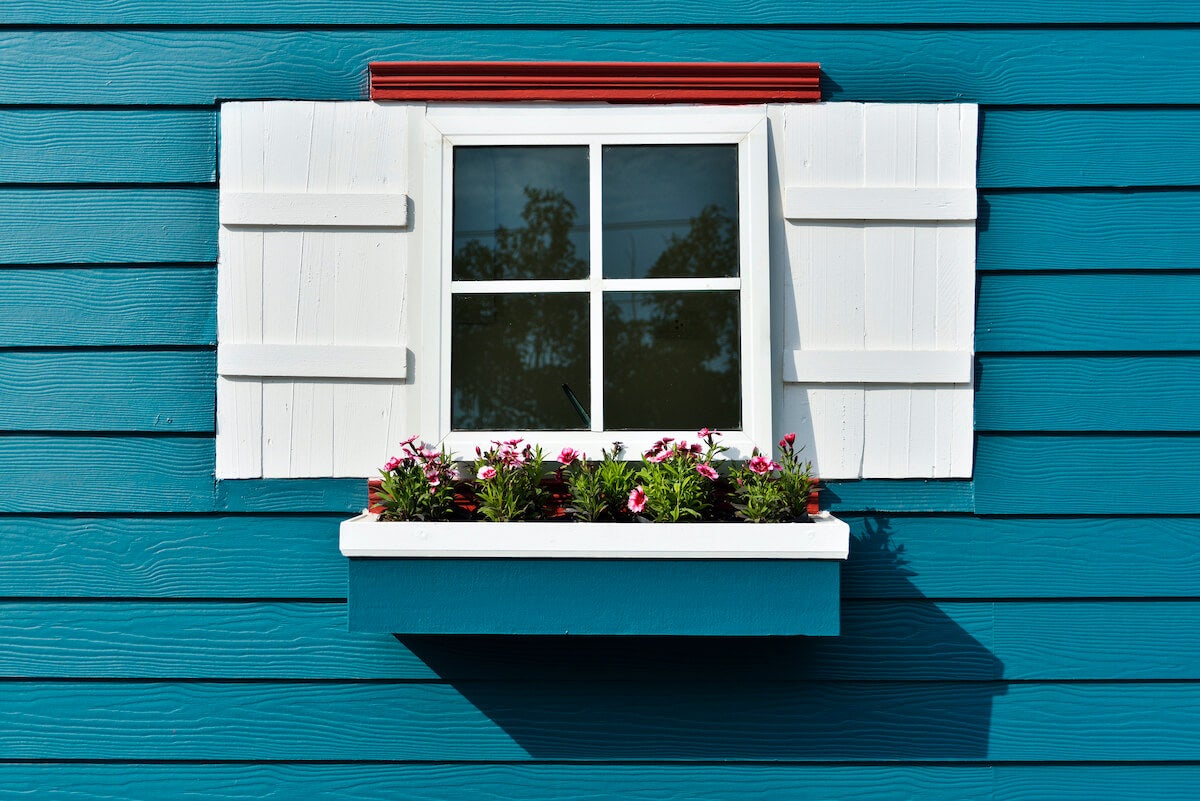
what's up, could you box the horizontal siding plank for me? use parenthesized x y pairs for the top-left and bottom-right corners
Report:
(975, 434), (1200, 514)
(976, 354), (1200, 431)
(976, 272), (1200, 352)
(843, 514), (1200, 599)
(979, 108), (1200, 188)
(5, 1), (1200, 24)
(820, 480), (973, 512)
(3, 600), (1197, 681)
(4, 29), (1200, 105)
(1, 765), (1196, 801)
(0, 764), (999, 801)
(2, 680), (1200, 761)
(0, 188), (215, 263)
(0, 516), (343, 597)
(0, 109), (215, 184)
(0, 436), (214, 513)
(0, 267), (214, 346)
(0, 350), (214, 432)
(978, 191), (1200, 271)
(4, 514), (1195, 600)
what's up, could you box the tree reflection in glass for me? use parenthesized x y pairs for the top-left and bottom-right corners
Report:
(453, 146), (589, 281)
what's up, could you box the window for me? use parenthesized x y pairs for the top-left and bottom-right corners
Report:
(426, 105), (771, 458)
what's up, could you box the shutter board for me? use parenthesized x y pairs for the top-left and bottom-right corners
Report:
(776, 103), (977, 479)
(217, 101), (415, 478)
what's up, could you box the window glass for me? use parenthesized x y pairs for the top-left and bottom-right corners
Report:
(603, 290), (741, 430)
(451, 292), (590, 430)
(450, 143), (742, 434)
(452, 146), (590, 281)
(601, 144), (739, 279)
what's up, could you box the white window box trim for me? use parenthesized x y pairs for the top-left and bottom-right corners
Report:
(339, 511), (850, 560)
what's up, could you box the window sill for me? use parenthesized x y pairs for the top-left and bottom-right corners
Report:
(341, 513), (849, 636)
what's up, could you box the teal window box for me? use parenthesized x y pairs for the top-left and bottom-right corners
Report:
(340, 513), (850, 636)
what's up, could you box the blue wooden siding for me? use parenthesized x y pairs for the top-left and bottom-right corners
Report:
(1, 7), (1198, 799)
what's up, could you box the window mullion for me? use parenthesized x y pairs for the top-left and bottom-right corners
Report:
(588, 141), (604, 433)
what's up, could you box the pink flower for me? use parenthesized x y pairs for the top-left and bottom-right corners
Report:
(748, 455), (779, 475)
(384, 457), (402, 471)
(647, 449), (671, 464)
(557, 447), (581, 466)
(696, 463), (719, 481)
(399, 435), (419, 447)
(627, 486), (647, 514)
(689, 442), (703, 455)
(780, 432), (797, 450)
(477, 465), (497, 480)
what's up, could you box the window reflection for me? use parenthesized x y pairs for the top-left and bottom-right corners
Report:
(603, 290), (741, 430)
(602, 145), (738, 279)
(453, 146), (590, 281)
(452, 293), (590, 431)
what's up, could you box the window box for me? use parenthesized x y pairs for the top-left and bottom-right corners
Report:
(340, 512), (849, 636)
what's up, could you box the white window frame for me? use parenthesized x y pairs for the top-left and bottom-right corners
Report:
(419, 104), (773, 460)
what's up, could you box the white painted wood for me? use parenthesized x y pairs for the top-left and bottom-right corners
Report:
(427, 103), (769, 138)
(784, 187), (976, 220)
(218, 101), (415, 478)
(218, 344), (409, 380)
(773, 103), (977, 479)
(783, 350), (972, 384)
(340, 512), (850, 560)
(220, 192), (410, 227)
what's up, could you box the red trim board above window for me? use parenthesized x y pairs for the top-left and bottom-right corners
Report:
(368, 61), (821, 103)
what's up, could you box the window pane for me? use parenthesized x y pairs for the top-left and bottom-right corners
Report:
(603, 291), (740, 430)
(452, 293), (590, 430)
(453, 146), (590, 281)
(602, 145), (738, 280)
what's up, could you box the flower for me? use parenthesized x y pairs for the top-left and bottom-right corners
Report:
(627, 486), (647, 514)
(696, 463), (719, 480)
(384, 456), (402, 472)
(399, 434), (419, 447)
(780, 432), (797, 449)
(747, 455), (781, 475)
(557, 447), (581, 466)
(647, 449), (671, 463)
(697, 427), (721, 440)
(477, 465), (497, 480)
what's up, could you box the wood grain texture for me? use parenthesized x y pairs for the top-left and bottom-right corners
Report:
(0, 764), (999, 801)
(3, 513), (1194, 600)
(841, 514), (1200, 599)
(0, 436), (214, 513)
(0, 109), (215, 184)
(0, 516), (343, 597)
(978, 190), (1200, 271)
(976, 272), (1200, 352)
(5, 764), (1200, 801)
(3, 600), (1196, 681)
(776, 103), (975, 479)
(6, 0), (1200, 23)
(3, 680), (1200, 761)
(979, 108), (1200, 188)
(215, 478), (365, 512)
(976, 354), (1200, 431)
(0, 350), (214, 432)
(4, 29), (1200, 105)
(0, 188), (215, 264)
(975, 434), (1200, 514)
(0, 267), (214, 346)
(821, 480), (973, 512)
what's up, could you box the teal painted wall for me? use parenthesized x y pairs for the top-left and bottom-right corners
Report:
(2, 5), (1200, 798)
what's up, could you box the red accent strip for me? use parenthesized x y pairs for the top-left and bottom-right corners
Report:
(370, 61), (821, 103)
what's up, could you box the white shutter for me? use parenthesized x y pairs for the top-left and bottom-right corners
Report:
(217, 101), (420, 478)
(772, 103), (977, 478)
